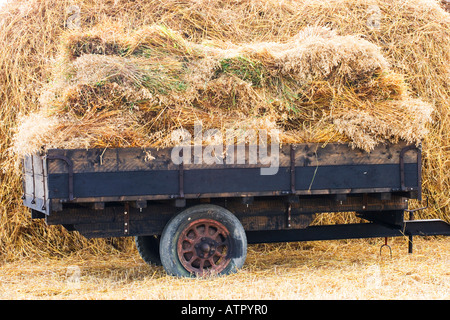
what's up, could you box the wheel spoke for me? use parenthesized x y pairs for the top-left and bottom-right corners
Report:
(187, 228), (199, 241)
(180, 246), (194, 254)
(213, 250), (225, 258)
(208, 257), (219, 269)
(196, 224), (206, 236)
(199, 258), (206, 271)
(209, 229), (220, 239)
(177, 218), (232, 276)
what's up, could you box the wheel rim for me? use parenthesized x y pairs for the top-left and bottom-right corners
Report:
(177, 218), (231, 276)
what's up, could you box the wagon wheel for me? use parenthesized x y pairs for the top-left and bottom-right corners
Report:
(135, 235), (162, 266)
(159, 204), (247, 277)
(177, 218), (231, 275)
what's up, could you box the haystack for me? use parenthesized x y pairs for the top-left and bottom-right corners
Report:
(1, 0), (449, 260)
(12, 25), (433, 156)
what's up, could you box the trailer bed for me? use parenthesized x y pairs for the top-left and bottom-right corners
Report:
(21, 141), (450, 276)
(23, 141), (421, 215)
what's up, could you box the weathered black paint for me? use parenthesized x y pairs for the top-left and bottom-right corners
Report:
(22, 142), (446, 243)
(246, 220), (450, 244)
(46, 163), (418, 200)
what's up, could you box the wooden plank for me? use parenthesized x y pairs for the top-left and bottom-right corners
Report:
(73, 222), (125, 238)
(48, 170), (180, 199)
(46, 194), (408, 238)
(45, 203), (180, 225)
(294, 194), (407, 213)
(46, 147), (178, 174)
(24, 154), (44, 174)
(69, 210), (313, 238)
(23, 155), (33, 174)
(23, 154), (49, 213)
(32, 154), (44, 177)
(24, 174), (46, 199)
(46, 142), (418, 174)
(294, 142), (418, 167)
(297, 163), (418, 191)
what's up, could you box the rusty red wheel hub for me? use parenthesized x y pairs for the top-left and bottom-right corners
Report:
(177, 219), (231, 276)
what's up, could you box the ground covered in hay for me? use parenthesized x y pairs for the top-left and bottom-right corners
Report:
(0, 238), (448, 300)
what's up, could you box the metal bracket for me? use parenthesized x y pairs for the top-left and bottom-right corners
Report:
(404, 196), (428, 254)
(124, 203), (130, 235)
(286, 203), (292, 228)
(40, 156), (48, 211)
(21, 158), (26, 201)
(399, 144), (422, 200)
(47, 154), (74, 201)
(405, 196), (428, 214)
(362, 193), (368, 211)
(287, 145), (296, 229)
(179, 150), (185, 199)
(290, 145), (296, 194)
(30, 156), (36, 204)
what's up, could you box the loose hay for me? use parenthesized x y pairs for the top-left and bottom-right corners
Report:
(0, 0), (449, 260)
(13, 25), (433, 156)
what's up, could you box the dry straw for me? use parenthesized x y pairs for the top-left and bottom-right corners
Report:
(12, 24), (432, 154)
(0, 0), (449, 260)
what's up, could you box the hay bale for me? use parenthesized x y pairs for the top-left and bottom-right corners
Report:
(12, 25), (433, 157)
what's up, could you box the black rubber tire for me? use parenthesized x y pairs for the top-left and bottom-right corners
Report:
(135, 235), (162, 266)
(159, 204), (247, 277)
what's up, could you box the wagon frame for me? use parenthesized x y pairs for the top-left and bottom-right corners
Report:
(22, 142), (450, 276)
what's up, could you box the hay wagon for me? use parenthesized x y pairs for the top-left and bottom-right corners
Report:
(22, 142), (450, 277)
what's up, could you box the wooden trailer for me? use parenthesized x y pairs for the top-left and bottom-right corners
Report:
(22, 141), (450, 277)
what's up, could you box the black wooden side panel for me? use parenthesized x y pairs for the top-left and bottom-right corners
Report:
(47, 163), (418, 200)
(184, 167), (290, 194)
(299, 163), (418, 190)
(48, 170), (179, 199)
